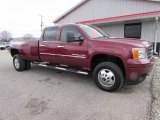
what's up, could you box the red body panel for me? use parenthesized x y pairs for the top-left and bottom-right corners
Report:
(10, 24), (155, 83)
(10, 40), (40, 61)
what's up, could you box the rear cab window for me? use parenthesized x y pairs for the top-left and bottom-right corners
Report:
(43, 27), (58, 41)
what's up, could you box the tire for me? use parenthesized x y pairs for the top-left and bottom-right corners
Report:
(25, 60), (31, 70)
(93, 62), (124, 92)
(13, 55), (26, 71)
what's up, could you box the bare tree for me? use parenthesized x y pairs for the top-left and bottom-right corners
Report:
(23, 33), (33, 40)
(0, 31), (12, 42)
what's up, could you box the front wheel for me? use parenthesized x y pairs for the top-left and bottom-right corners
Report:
(93, 62), (124, 92)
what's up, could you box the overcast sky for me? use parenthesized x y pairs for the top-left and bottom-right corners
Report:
(0, 0), (82, 38)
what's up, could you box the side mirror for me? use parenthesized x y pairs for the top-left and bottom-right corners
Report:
(66, 32), (75, 41)
(79, 36), (84, 41)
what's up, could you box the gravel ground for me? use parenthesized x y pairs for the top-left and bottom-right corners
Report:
(150, 57), (160, 120)
(0, 50), (153, 120)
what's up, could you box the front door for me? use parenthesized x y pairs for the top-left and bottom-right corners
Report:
(56, 26), (88, 69)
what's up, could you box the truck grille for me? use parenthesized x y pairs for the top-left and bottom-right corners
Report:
(147, 45), (153, 59)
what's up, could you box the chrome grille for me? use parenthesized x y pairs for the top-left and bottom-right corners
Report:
(147, 45), (153, 59)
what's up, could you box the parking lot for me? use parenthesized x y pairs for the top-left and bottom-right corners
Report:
(0, 50), (153, 120)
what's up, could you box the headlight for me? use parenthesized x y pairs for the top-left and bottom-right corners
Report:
(132, 48), (147, 60)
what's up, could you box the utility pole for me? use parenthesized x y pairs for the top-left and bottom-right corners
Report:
(39, 15), (44, 32)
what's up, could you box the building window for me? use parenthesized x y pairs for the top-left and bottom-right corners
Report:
(124, 23), (142, 39)
(43, 27), (57, 41)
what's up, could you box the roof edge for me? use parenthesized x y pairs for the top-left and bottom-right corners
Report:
(77, 10), (160, 24)
(53, 0), (89, 23)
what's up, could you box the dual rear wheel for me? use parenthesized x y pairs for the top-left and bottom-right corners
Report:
(13, 55), (31, 71)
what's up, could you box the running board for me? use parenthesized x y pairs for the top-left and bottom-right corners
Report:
(38, 64), (88, 75)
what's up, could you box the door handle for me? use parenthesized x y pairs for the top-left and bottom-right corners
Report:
(57, 45), (64, 48)
(40, 44), (45, 47)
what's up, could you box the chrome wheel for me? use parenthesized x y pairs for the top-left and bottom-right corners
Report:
(98, 69), (115, 87)
(14, 58), (20, 69)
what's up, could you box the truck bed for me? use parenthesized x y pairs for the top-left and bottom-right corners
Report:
(10, 40), (40, 61)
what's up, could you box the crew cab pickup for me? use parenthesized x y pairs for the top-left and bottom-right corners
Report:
(9, 24), (155, 91)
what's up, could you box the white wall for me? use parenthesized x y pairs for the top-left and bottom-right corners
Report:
(98, 23), (124, 38)
(141, 20), (156, 42)
(141, 20), (160, 42)
(55, 0), (160, 24)
(97, 20), (160, 42)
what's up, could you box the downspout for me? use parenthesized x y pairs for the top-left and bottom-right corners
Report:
(154, 17), (159, 54)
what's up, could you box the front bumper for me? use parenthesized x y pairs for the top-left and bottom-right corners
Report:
(126, 57), (155, 85)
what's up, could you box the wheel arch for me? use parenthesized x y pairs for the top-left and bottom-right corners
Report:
(10, 49), (20, 57)
(90, 54), (126, 77)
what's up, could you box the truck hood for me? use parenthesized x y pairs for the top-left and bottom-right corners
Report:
(96, 38), (152, 48)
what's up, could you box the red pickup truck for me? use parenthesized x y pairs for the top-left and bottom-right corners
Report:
(9, 24), (155, 91)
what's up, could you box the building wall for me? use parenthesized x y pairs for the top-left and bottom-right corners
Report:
(56, 0), (160, 24)
(97, 20), (160, 42)
(141, 20), (156, 42)
(98, 23), (124, 38)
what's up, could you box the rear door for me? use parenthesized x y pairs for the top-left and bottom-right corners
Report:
(56, 26), (88, 69)
(39, 27), (60, 63)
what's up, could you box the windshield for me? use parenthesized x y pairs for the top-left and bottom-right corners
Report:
(79, 25), (109, 39)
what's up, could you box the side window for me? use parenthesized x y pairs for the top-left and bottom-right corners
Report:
(43, 27), (57, 41)
(60, 26), (82, 42)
